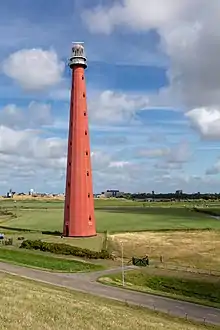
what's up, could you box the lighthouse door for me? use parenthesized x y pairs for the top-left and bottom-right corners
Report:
(65, 224), (69, 237)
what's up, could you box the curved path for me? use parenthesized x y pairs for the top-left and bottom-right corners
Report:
(0, 262), (220, 326)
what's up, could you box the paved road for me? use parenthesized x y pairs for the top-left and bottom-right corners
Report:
(0, 262), (220, 326)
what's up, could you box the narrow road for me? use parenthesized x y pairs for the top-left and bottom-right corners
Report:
(0, 262), (220, 326)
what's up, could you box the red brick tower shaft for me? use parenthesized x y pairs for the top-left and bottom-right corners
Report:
(63, 43), (96, 237)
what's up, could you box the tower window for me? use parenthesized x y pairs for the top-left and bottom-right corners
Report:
(89, 216), (92, 221)
(88, 193), (90, 198)
(87, 171), (89, 176)
(68, 162), (71, 166)
(70, 141), (72, 146)
(82, 76), (84, 80)
(68, 182), (70, 187)
(84, 112), (87, 116)
(83, 93), (85, 97)
(85, 151), (88, 156)
(85, 130), (87, 135)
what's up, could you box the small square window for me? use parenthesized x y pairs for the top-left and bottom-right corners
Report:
(82, 76), (84, 80)
(85, 151), (88, 156)
(83, 93), (85, 97)
(89, 216), (92, 221)
(88, 193), (90, 198)
(84, 112), (86, 116)
(85, 131), (87, 135)
(87, 171), (89, 176)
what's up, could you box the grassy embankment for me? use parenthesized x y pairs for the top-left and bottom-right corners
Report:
(0, 247), (103, 272)
(99, 268), (220, 308)
(0, 274), (217, 330)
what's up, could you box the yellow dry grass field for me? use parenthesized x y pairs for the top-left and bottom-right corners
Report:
(110, 231), (220, 271)
(0, 274), (214, 330)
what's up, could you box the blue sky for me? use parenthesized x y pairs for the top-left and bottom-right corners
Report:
(0, 0), (220, 194)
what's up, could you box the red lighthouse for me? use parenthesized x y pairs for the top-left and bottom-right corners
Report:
(63, 43), (96, 237)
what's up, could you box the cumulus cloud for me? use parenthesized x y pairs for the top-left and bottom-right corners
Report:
(0, 96), (67, 192)
(206, 157), (220, 175)
(186, 107), (220, 139)
(139, 148), (169, 158)
(206, 165), (220, 175)
(109, 161), (130, 168)
(2, 48), (65, 91)
(140, 142), (191, 164)
(0, 126), (66, 162)
(82, 1), (220, 111)
(89, 90), (149, 124)
(82, 0), (193, 34)
(0, 102), (53, 129)
(0, 124), (67, 192)
(166, 142), (191, 164)
(47, 89), (150, 125)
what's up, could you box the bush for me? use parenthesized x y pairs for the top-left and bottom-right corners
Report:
(17, 237), (25, 241)
(4, 238), (13, 246)
(20, 239), (112, 260)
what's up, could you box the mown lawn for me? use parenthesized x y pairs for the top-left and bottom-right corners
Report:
(0, 247), (103, 272)
(0, 274), (216, 330)
(1, 203), (220, 233)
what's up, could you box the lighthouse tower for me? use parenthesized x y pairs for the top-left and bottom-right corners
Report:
(63, 43), (96, 237)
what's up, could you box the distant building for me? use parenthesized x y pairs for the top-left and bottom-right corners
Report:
(104, 190), (122, 198)
(175, 190), (183, 195)
(29, 189), (35, 196)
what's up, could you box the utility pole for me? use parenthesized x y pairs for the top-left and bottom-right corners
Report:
(121, 242), (125, 287)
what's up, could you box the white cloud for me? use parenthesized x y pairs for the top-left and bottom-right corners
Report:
(166, 141), (191, 164)
(0, 126), (66, 161)
(109, 161), (130, 168)
(0, 121), (67, 192)
(89, 90), (149, 124)
(186, 107), (220, 139)
(0, 102), (53, 129)
(139, 148), (169, 158)
(46, 89), (151, 125)
(140, 142), (191, 164)
(83, 1), (220, 111)
(82, 0), (193, 34)
(206, 163), (220, 175)
(2, 48), (65, 91)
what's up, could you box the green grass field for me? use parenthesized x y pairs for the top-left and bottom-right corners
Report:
(0, 274), (216, 330)
(1, 199), (220, 233)
(99, 268), (220, 308)
(0, 247), (103, 272)
(1, 198), (220, 272)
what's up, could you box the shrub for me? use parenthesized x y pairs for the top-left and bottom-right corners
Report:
(20, 240), (112, 260)
(4, 238), (13, 246)
(17, 237), (25, 241)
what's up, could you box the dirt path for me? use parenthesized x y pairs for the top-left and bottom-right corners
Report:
(0, 262), (220, 326)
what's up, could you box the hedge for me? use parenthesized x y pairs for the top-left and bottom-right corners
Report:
(20, 239), (112, 260)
